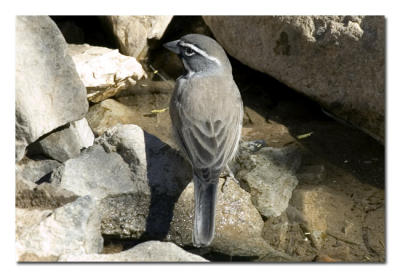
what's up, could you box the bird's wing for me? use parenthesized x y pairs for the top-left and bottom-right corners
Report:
(171, 80), (243, 173)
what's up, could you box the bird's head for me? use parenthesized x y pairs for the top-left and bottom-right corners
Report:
(163, 34), (231, 76)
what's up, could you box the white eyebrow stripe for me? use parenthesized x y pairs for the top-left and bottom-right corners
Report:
(179, 41), (221, 65)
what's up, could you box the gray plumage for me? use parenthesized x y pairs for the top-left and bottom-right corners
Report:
(164, 34), (243, 247)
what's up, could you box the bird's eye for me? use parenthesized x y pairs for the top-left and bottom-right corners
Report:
(184, 47), (195, 56)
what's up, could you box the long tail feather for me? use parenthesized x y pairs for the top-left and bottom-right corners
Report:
(192, 174), (219, 247)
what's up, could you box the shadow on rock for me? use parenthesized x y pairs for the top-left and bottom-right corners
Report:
(141, 131), (192, 241)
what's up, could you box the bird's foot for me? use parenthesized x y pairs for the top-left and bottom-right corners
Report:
(221, 165), (239, 192)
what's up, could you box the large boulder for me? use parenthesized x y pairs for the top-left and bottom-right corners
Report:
(15, 16), (88, 161)
(59, 241), (207, 262)
(103, 16), (173, 59)
(67, 43), (147, 103)
(203, 16), (385, 142)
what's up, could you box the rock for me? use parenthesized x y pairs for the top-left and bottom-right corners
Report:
(231, 142), (302, 217)
(95, 125), (192, 239)
(15, 16), (88, 162)
(27, 118), (94, 162)
(68, 44), (147, 103)
(16, 173), (78, 209)
(203, 16), (385, 142)
(16, 196), (103, 261)
(50, 143), (144, 200)
(59, 241), (207, 262)
(168, 178), (293, 259)
(16, 157), (61, 184)
(103, 16), (173, 58)
(48, 124), (191, 239)
(86, 99), (137, 136)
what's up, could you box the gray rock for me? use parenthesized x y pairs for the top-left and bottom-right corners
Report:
(16, 196), (103, 261)
(167, 178), (292, 259)
(50, 144), (142, 200)
(232, 142), (302, 217)
(16, 157), (61, 184)
(59, 241), (207, 262)
(29, 118), (94, 162)
(48, 124), (191, 239)
(15, 16), (88, 161)
(68, 44), (146, 103)
(103, 16), (172, 58)
(16, 173), (78, 209)
(203, 16), (385, 142)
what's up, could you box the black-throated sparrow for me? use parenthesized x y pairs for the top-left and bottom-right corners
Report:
(164, 34), (243, 247)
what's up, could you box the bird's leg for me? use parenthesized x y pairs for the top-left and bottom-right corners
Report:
(221, 165), (239, 192)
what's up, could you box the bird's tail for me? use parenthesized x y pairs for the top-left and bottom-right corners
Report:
(192, 173), (219, 247)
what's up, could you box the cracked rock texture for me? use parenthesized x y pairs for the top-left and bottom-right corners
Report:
(203, 16), (385, 142)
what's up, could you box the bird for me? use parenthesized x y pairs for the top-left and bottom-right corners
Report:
(164, 34), (243, 247)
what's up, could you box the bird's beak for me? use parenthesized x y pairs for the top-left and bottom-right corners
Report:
(163, 40), (180, 54)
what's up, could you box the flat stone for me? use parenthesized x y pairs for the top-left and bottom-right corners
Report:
(68, 43), (146, 103)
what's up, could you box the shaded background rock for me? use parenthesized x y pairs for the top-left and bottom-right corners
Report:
(59, 241), (207, 262)
(27, 118), (94, 162)
(16, 196), (103, 261)
(203, 16), (385, 143)
(68, 43), (147, 103)
(15, 16), (88, 161)
(103, 16), (173, 59)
